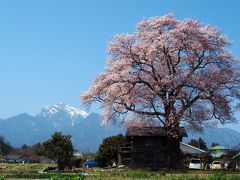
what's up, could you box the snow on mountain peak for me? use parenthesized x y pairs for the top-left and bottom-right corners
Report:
(39, 102), (89, 118)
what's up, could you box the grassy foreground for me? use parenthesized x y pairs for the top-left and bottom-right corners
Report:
(0, 163), (240, 179)
(87, 169), (240, 180)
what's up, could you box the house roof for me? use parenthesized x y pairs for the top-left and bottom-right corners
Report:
(126, 126), (187, 137)
(4, 155), (23, 159)
(180, 142), (206, 154)
(232, 152), (240, 159)
(209, 145), (228, 150)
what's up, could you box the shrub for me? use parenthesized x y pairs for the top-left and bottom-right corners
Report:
(123, 170), (152, 179)
(208, 171), (226, 180)
(95, 134), (126, 167)
(50, 174), (86, 180)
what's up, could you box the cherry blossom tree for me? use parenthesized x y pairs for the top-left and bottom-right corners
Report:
(81, 14), (240, 168)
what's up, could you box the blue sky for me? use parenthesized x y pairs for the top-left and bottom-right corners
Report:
(0, 0), (239, 129)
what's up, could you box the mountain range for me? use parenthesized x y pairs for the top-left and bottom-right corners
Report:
(183, 127), (240, 149)
(0, 103), (240, 152)
(0, 103), (124, 152)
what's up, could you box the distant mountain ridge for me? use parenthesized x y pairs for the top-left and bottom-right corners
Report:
(0, 103), (124, 152)
(0, 103), (239, 152)
(183, 127), (240, 149)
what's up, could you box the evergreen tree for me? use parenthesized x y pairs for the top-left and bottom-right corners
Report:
(95, 134), (126, 167)
(188, 138), (207, 150)
(0, 136), (13, 155)
(42, 132), (74, 170)
(211, 143), (219, 147)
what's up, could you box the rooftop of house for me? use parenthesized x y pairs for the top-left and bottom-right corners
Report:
(209, 145), (228, 150)
(180, 142), (206, 154)
(232, 152), (240, 159)
(126, 126), (187, 137)
(3, 155), (25, 160)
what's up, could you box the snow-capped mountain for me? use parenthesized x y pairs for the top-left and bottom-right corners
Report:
(0, 103), (124, 152)
(39, 103), (89, 119)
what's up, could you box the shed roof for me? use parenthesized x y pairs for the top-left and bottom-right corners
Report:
(126, 126), (187, 137)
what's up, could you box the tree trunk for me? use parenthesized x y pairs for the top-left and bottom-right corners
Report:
(165, 111), (181, 169)
(58, 160), (65, 170)
(167, 136), (180, 169)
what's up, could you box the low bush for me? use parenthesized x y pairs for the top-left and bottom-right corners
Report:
(50, 174), (86, 180)
(208, 171), (226, 180)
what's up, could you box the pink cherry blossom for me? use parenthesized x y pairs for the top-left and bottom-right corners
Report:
(81, 13), (240, 137)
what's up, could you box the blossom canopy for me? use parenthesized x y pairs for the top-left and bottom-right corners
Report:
(81, 14), (240, 135)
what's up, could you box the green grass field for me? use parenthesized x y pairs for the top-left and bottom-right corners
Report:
(86, 169), (240, 180)
(1, 163), (240, 179)
(0, 163), (53, 174)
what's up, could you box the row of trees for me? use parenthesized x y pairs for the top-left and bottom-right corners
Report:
(21, 133), (226, 169)
(0, 132), (74, 170)
(187, 138), (219, 150)
(0, 132), (224, 170)
(23, 133), (223, 169)
(1, 129), (225, 170)
(3, 132), (93, 170)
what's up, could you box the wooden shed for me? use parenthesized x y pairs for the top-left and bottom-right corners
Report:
(118, 126), (187, 168)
